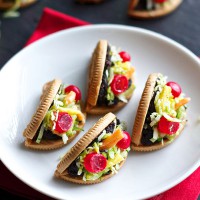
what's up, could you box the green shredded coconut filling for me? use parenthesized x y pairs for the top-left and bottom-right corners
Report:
(149, 74), (188, 144)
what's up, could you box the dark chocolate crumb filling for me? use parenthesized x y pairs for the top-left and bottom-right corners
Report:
(33, 124), (61, 142)
(141, 81), (158, 146)
(135, 0), (156, 11)
(97, 45), (111, 106)
(42, 129), (61, 140)
(97, 72), (109, 105)
(67, 159), (79, 177)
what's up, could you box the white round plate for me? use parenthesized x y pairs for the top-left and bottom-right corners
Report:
(0, 25), (199, 200)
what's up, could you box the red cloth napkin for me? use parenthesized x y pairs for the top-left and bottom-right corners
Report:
(25, 7), (90, 46)
(0, 7), (199, 200)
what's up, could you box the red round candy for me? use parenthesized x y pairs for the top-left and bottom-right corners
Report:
(154, 0), (167, 3)
(55, 112), (73, 134)
(119, 51), (131, 62)
(116, 131), (131, 150)
(64, 85), (82, 101)
(110, 75), (129, 95)
(157, 116), (180, 135)
(166, 81), (182, 98)
(84, 153), (107, 173)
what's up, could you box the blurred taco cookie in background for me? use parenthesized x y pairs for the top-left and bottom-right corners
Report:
(128, 0), (182, 19)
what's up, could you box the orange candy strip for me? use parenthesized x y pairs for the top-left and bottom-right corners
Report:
(100, 128), (124, 150)
(175, 97), (191, 110)
(125, 67), (135, 80)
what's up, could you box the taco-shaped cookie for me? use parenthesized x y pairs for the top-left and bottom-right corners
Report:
(0, 0), (37, 10)
(128, 0), (182, 19)
(86, 40), (135, 114)
(132, 73), (190, 151)
(54, 112), (131, 184)
(23, 79), (86, 150)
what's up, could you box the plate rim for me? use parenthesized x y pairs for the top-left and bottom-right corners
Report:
(0, 24), (200, 200)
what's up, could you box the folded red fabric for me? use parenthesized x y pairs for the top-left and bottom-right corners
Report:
(0, 161), (55, 199)
(148, 167), (200, 200)
(1, 7), (199, 200)
(25, 7), (90, 46)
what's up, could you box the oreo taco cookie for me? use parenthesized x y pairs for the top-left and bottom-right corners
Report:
(55, 112), (131, 184)
(86, 40), (135, 114)
(131, 73), (190, 151)
(128, 0), (182, 19)
(23, 79), (86, 150)
(0, 0), (37, 10)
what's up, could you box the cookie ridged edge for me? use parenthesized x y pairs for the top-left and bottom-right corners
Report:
(54, 159), (126, 184)
(23, 79), (62, 139)
(24, 125), (84, 150)
(128, 0), (182, 19)
(131, 121), (186, 151)
(86, 96), (132, 114)
(56, 112), (116, 174)
(86, 40), (107, 107)
(132, 73), (159, 146)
